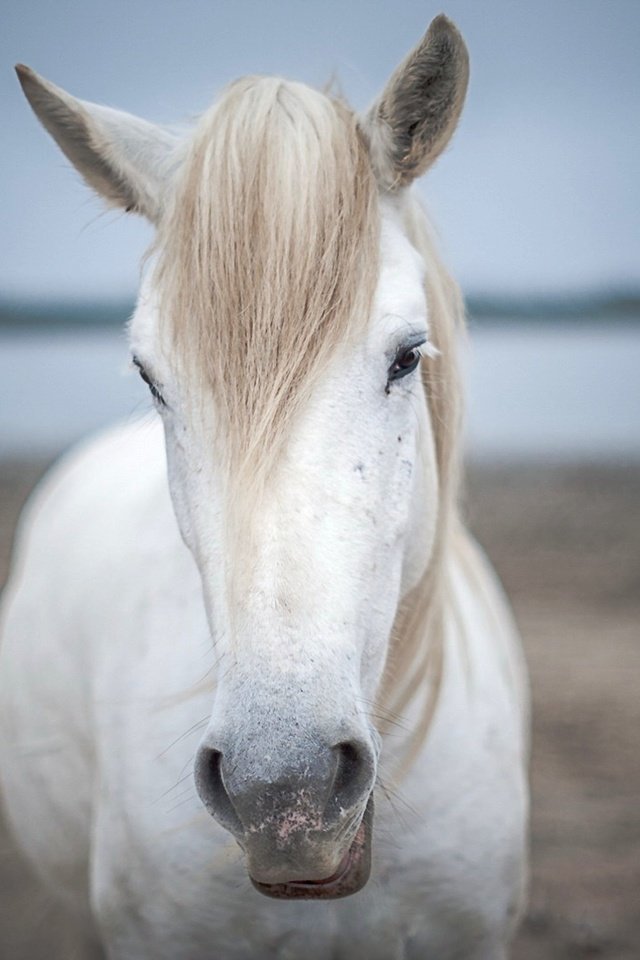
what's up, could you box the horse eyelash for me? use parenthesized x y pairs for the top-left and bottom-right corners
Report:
(418, 341), (440, 360)
(132, 356), (167, 407)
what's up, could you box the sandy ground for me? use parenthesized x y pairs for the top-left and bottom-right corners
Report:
(0, 458), (638, 959)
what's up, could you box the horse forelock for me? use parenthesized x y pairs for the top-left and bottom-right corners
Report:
(155, 76), (379, 497)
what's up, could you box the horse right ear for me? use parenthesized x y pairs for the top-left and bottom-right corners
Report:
(362, 15), (469, 191)
(15, 65), (181, 223)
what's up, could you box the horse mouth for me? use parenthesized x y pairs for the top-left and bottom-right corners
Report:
(251, 798), (373, 900)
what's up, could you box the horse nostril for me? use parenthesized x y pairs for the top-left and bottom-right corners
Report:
(195, 737), (375, 841)
(332, 740), (375, 811)
(194, 746), (244, 836)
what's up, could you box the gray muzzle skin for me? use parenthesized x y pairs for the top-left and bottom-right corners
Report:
(195, 727), (376, 886)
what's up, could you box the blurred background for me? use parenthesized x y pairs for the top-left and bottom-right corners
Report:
(1, 1), (638, 958)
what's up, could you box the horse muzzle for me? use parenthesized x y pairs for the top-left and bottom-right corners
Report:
(194, 733), (376, 899)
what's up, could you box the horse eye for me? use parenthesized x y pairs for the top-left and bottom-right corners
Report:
(387, 344), (422, 384)
(132, 356), (166, 407)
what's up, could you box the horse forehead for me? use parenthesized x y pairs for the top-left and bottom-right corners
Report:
(130, 205), (426, 386)
(375, 205), (427, 319)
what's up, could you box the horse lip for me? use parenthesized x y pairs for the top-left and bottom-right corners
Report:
(250, 797), (374, 901)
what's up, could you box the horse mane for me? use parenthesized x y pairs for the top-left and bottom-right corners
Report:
(153, 76), (464, 775)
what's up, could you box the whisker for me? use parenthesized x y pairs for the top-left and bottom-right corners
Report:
(154, 769), (194, 803)
(156, 716), (209, 759)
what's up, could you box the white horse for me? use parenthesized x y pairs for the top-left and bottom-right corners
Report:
(0, 16), (529, 959)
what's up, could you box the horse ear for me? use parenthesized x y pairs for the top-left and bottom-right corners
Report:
(362, 15), (469, 191)
(15, 65), (181, 223)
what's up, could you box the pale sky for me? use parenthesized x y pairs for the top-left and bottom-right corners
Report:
(2, 0), (639, 299)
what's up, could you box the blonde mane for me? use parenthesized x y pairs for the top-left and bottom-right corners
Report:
(154, 77), (464, 772)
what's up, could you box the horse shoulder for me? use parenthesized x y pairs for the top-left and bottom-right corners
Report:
(0, 418), (197, 909)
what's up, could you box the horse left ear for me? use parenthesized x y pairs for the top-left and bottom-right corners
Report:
(15, 64), (181, 223)
(362, 15), (469, 191)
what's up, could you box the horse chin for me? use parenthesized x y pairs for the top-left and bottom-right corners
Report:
(250, 798), (374, 901)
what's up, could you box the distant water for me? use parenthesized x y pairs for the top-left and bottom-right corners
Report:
(1, 322), (639, 460)
(461, 322), (640, 459)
